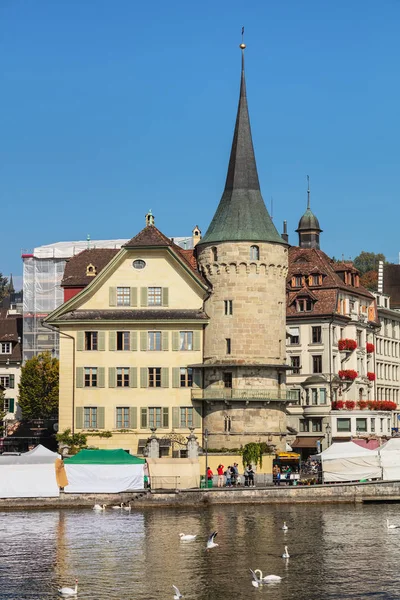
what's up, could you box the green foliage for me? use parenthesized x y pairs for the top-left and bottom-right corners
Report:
(0, 273), (9, 302)
(353, 251), (386, 276)
(240, 442), (274, 468)
(18, 352), (59, 419)
(56, 428), (87, 455)
(86, 430), (113, 438)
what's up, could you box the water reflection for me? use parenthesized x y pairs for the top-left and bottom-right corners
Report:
(1, 504), (400, 599)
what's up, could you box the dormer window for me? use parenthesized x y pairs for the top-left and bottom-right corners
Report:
(292, 276), (303, 288)
(309, 274), (322, 286)
(296, 298), (313, 312)
(86, 263), (97, 277)
(250, 245), (260, 260)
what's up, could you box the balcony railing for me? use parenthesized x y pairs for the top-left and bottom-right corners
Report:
(191, 388), (298, 401)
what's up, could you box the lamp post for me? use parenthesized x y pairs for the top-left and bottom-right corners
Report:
(325, 422), (331, 448)
(204, 428), (209, 485)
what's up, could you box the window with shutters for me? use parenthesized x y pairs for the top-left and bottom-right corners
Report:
(180, 407), (193, 428)
(117, 367), (130, 387)
(117, 287), (130, 306)
(84, 407), (97, 428)
(180, 367), (193, 387)
(0, 343), (11, 354)
(179, 331), (193, 350)
(117, 331), (130, 351)
(148, 331), (162, 351)
(116, 407), (130, 428)
(0, 376), (10, 388)
(148, 287), (162, 306)
(148, 367), (162, 387)
(85, 331), (98, 350)
(4, 398), (10, 412)
(84, 367), (98, 387)
(148, 407), (169, 428)
(224, 300), (233, 315)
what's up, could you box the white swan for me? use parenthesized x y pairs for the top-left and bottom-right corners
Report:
(111, 502), (124, 510)
(123, 502), (131, 512)
(282, 521), (288, 531)
(173, 584), (183, 599)
(93, 504), (106, 511)
(282, 545), (290, 558)
(206, 531), (218, 550)
(58, 579), (78, 596)
(387, 518), (400, 529)
(179, 533), (197, 541)
(250, 569), (282, 587)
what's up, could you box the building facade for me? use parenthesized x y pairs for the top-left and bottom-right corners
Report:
(0, 306), (22, 434)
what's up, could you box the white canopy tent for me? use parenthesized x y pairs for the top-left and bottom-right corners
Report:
(317, 441), (381, 483)
(378, 438), (400, 481)
(0, 444), (60, 498)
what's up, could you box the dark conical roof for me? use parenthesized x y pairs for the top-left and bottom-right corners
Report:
(198, 50), (285, 247)
(296, 208), (322, 233)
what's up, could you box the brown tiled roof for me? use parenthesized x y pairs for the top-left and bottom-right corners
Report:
(62, 249), (119, 287)
(287, 247), (378, 322)
(123, 225), (173, 248)
(0, 309), (22, 363)
(383, 264), (400, 309)
(55, 309), (209, 322)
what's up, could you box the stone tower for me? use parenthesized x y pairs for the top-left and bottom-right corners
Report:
(195, 45), (290, 451)
(296, 176), (322, 249)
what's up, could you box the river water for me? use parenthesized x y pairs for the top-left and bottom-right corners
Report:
(1, 502), (400, 600)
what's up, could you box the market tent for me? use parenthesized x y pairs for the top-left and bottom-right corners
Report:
(146, 458), (200, 489)
(0, 444), (60, 498)
(317, 441), (381, 483)
(64, 449), (145, 493)
(378, 438), (400, 481)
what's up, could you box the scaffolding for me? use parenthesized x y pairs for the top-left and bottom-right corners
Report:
(21, 236), (193, 363)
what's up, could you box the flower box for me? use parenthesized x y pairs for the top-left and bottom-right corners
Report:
(332, 400), (344, 410)
(366, 343), (375, 354)
(338, 369), (358, 381)
(345, 400), (356, 410)
(367, 372), (376, 381)
(338, 339), (358, 352)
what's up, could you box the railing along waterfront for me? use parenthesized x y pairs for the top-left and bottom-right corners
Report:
(191, 389), (299, 401)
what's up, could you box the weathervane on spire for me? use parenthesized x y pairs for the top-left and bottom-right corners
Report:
(240, 26), (246, 50)
(307, 175), (310, 210)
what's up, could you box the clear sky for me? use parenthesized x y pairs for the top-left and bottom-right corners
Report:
(2, 0), (400, 289)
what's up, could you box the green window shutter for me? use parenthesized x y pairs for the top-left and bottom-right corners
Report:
(76, 367), (84, 388)
(193, 331), (201, 351)
(161, 368), (169, 388)
(98, 331), (105, 351)
(140, 367), (148, 388)
(162, 331), (169, 351)
(140, 287), (148, 307)
(140, 331), (147, 351)
(109, 287), (117, 307)
(97, 407), (105, 429)
(9, 375), (15, 389)
(9, 398), (14, 413)
(109, 331), (116, 351)
(193, 368), (202, 388)
(129, 367), (137, 388)
(97, 367), (105, 388)
(130, 331), (137, 351)
(141, 407), (148, 428)
(108, 367), (116, 388)
(162, 287), (169, 307)
(77, 331), (84, 351)
(162, 407), (169, 428)
(129, 407), (137, 429)
(172, 331), (179, 351)
(130, 287), (138, 307)
(172, 367), (180, 388)
(193, 405), (202, 428)
(172, 406), (180, 428)
(76, 407), (83, 429)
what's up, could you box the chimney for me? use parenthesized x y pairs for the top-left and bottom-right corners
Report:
(281, 220), (289, 243)
(378, 260), (384, 294)
(192, 225), (202, 247)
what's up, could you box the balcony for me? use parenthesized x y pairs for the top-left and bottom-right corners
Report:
(191, 388), (296, 402)
(303, 404), (331, 416)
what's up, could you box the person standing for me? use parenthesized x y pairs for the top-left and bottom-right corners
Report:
(207, 466), (213, 486)
(217, 464), (225, 487)
(244, 465), (249, 487)
(247, 464), (255, 487)
(225, 466), (232, 487)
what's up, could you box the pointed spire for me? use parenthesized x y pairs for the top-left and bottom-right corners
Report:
(199, 37), (285, 247)
(8, 273), (14, 294)
(296, 175), (322, 249)
(307, 175), (310, 210)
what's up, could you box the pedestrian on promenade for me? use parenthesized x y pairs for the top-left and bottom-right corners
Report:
(217, 464), (225, 487)
(244, 465), (249, 487)
(247, 464), (255, 487)
(225, 466), (232, 487)
(207, 466), (213, 486)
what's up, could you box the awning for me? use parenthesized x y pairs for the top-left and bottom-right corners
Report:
(276, 451), (301, 460)
(291, 436), (323, 448)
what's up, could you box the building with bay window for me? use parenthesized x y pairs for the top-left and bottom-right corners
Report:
(0, 307), (22, 433)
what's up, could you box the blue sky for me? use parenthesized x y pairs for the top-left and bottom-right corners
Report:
(2, 0), (400, 289)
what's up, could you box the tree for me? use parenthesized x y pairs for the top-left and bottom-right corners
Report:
(0, 273), (8, 302)
(360, 270), (378, 291)
(353, 251), (386, 276)
(18, 352), (59, 419)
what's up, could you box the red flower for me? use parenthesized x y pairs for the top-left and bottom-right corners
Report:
(367, 372), (376, 381)
(338, 369), (358, 381)
(332, 400), (344, 410)
(345, 400), (356, 410)
(366, 343), (375, 354)
(338, 339), (358, 351)
(366, 400), (397, 411)
(357, 400), (368, 410)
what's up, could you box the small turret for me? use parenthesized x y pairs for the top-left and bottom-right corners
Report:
(192, 225), (202, 247)
(146, 210), (155, 227)
(296, 176), (322, 249)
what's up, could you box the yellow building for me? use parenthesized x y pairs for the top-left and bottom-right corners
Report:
(45, 225), (209, 454)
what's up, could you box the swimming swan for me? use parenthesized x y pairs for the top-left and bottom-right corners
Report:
(93, 504), (106, 511)
(250, 569), (282, 587)
(387, 518), (400, 529)
(111, 502), (124, 510)
(179, 533), (197, 541)
(123, 503), (131, 512)
(282, 521), (288, 531)
(282, 545), (290, 558)
(173, 584), (183, 599)
(206, 531), (218, 550)
(58, 579), (78, 596)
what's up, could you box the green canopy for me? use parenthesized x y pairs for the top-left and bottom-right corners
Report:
(65, 449), (145, 465)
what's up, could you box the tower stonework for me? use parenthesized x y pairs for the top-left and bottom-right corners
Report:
(195, 46), (290, 451)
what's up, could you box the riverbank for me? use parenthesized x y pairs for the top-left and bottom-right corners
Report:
(1, 479), (400, 510)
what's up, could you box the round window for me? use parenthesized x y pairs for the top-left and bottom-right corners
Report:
(133, 259), (146, 270)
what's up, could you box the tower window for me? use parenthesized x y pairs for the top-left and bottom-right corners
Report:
(250, 245), (260, 260)
(226, 338), (231, 355)
(223, 372), (232, 388)
(224, 300), (233, 315)
(211, 247), (218, 262)
(224, 416), (231, 432)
